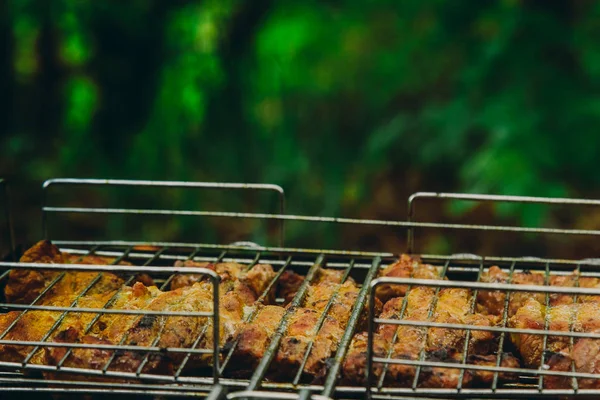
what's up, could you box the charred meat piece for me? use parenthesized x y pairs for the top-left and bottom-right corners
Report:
(278, 270), (305, 305)
(0, 288), (119, 365)
(478, 266), (600, 317)
(343, 285), (513, 388)
(271, 271), (369, 381)
(4, 240), (138, 304)
(509, 298), (600, 369)
(229, 305), (286, 376)
(375, 255), (441, 303)
(171, 260), (276, 304)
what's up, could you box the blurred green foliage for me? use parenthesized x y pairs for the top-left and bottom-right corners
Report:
(3, 0), (600, 254)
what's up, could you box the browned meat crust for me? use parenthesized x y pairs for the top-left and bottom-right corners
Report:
(509, 297), (600, 388)
(375, 255), (441, 304)
(477, 266), (600, 317)
(343, 285), (518, 388)
(4, 240), (145, 304)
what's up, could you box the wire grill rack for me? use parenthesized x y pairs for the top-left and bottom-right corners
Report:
(1, 179), (600, 399)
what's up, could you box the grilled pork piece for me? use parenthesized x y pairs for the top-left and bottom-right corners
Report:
(375, 254), (441, 303)
(229, 305), (286, 375)
(509, 298), (600, 367)
(278, 270), (305, 305)
(4, 240), (151, 304)
(509, 297), (600, 389)
(271, 280), (362, 381)
(477, 266), (600, 317)
(229, 267), (375, 382)
(342, 286), (517, 387)
(0, 242), (276, 380)
(171, 260), (276, 304)
(544, 338), (600, 389)
(46, 260), (275, 374)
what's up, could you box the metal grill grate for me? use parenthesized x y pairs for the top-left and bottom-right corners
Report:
(1, 179), (600, 398)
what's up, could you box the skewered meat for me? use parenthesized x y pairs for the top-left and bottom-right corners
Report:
(478, 266), (600, 317)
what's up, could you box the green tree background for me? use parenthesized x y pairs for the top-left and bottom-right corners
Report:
(2, 0), (600, 258)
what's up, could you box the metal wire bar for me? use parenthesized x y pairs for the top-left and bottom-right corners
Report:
(291, 260), (355, 385)
(537, 262), (553, 390)
(56, 246), (170, 369)
(455, 255), (485, 391)
(372, 316), (600, 341)
(42, 178), (286, 246)
(321, 256), (382, 398)
(246, 255), (325, 390)
(219, 256), (294, 374)
(0, 376), (214, 392)
(407, 191), (600, 253)
(0, 179), (16, 260)
(569, 262), (582, 392)
(411, 260), (452, 389)
(206, 384), (228, 400)
(0, 340), (214, 354)
(491, 260), (517, 391)
(0, 268), (10, 282)
(0, 387), (211, 397)
(54, 239), (600, 267)
(227, 391), (332, 400)
(0, 261), (219, 276)
(43, 207), (600, 240)
(0, 304), (214, 317)
(371, 277), (600, 297)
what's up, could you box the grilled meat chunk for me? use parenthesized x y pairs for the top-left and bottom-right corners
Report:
(271, 273), (374, 381)
(171, 260), (276, 303)
(510, 297), (600, 389)
(0, 289), (119, 364)
(0, 241), (275, 380)
(478, 266), (600, 317)
(4, 240), (146, 304)
(229, 305), (286, 375)
(509, 298), (600, 368)
(278, 270), (305, 305)
(343, 285), (514, 388)
(230, 267), (370, 381)
(48, 261), (274, 375)
(375, 255), (441, 303)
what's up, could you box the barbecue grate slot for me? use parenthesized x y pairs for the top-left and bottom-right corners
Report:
(1, 179), (600, 399)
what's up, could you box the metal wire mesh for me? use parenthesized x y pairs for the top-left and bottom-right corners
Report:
(367, 257), (600, 398)
(3, 179), (600, 398)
